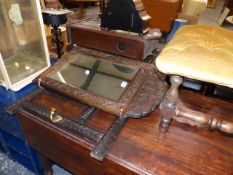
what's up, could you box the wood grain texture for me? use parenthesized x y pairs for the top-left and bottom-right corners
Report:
(36, 46), (167, 118)
(18, 89), (233, 175)
(68, 19), (159, 60)
(60, 0), (105, 19)
(207, 0), (217, 8)
(159, 75), (233, 135)
(142, 0), (182, 32)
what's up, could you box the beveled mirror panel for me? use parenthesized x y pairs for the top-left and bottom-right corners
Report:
(51, 53), (138, 101)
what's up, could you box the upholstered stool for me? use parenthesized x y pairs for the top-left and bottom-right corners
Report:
(156, 25), (233, 134)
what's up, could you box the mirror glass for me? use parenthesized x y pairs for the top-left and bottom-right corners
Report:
(50, 53), (139, 101)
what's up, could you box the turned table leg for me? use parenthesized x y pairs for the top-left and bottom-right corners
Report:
(40, 154), (53, 175)
(159, 75), (183, 130)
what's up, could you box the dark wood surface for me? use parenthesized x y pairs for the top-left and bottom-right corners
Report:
(36, 46), (167, 118)
(160, 76), (233, 138)
(60, 0), (105, 18)
(142, 0), (183, 32)
(18, 89), (233, 175)
(68, 19), (160, 60)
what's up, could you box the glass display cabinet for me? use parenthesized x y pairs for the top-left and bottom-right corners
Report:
(0, 0), (50, 91)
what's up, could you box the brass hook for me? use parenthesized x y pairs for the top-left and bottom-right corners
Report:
(120, 106), (125, 118)
(49, 107), (63, 123)
(38, 78), (42, 88)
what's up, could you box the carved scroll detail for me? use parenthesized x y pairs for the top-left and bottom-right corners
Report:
(124, 69), (167, 118)
(40, 78), (125, 116)
(36, 46), (167, 118)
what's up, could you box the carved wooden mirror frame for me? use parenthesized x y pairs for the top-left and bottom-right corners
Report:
(35, 46), (167, 118)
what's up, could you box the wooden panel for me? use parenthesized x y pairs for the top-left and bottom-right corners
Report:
(142, 0), (182, 32)
(18, 90), (233, 175)
(60, 0), (105, 18)
(70, 26), (144, 60)
(207, 0), (217, 8)
(68, 19), (159, 60)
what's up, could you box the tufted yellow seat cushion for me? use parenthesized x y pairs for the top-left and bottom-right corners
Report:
(156, 25), (233, 88)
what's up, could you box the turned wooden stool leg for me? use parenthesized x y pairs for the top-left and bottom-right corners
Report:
(159, 76), (233, 135)
(159, 75), (183, 130)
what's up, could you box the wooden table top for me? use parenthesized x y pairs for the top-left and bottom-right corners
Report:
(18, 89), (233, 175)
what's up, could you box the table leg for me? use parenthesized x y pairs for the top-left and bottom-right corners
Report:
(40, 154), (53, 175)
(79, 3), (85, 19)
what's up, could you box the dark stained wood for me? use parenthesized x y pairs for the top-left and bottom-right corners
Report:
(39, 154), (53, 175)
(159, 76), (183, 129)
(5, 88), (44, 115)
(60, 0), (105, 19)
(18, 89), (233, 175)
(160, 76), (233, 135)
(36, 46), (167, 118)
(68, 19), (160, 60)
